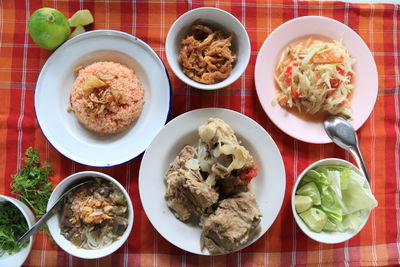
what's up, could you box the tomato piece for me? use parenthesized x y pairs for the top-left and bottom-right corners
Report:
(336, 66), (345, 76)
(336, 66), (353, 84)
(330, 79), (341, 88)
(291, 85), (301, 99)
(335, 67), (353, 85)
(284, 72), (292, 83)
(239, 167), (259, 184)
(312, 52), (343, 64)
(348, 72), (353, 83)
(284, 64), (293, 83)
(293, 90), (301, 99)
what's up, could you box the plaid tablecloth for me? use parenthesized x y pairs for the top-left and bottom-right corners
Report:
(1, 0), (399, 266)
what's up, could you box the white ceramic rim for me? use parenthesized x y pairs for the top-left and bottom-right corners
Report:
(291, 158), (371, 244)
(165, 7), (251, 90)
(254, 16), (378, 144)
(46, 171), (134, 259)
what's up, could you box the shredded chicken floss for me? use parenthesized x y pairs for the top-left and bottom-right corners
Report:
(164, 118), (262, 254)
(179, 24), (236, 84)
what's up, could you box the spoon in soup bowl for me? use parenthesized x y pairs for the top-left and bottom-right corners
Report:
(17, 180), (94, 245)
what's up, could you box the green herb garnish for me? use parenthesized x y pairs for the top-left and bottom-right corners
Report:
(11, 147), (54, 240)
(0, 201), (29, 255)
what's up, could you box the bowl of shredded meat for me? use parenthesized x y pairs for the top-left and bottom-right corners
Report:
(166, 7), (250, 90)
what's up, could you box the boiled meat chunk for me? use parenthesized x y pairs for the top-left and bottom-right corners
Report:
(200, 192), (262, 254)
(165, 145), (219, 221)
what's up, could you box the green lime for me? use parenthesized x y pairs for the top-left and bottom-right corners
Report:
(68, 10), (94, 27)
(29, 8), (70, 50)
(69, 25), (85, 38)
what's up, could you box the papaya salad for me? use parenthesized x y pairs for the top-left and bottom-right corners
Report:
(273, 37), (356, 118)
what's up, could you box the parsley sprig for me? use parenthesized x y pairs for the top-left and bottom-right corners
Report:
(11, 147), (54, 240)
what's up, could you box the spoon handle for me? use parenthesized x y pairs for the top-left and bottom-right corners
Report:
(17, 201), (63, 245)
(349, 146), (371, 183)
(16, 180), (94, 245)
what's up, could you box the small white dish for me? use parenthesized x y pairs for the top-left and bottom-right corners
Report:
(255, 16), (378, 144)
(165, 7), (250, 90)
(47, 171), (134, 259)
(291, 158), (372, 244)
(0, 195), (36, 267)
(139, 108), (286, 255)
(35, 30), (171, 167)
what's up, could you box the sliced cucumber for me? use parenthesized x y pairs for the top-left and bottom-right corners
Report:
(322, 218), (337, 232)
(299, 207), (327, 232)
(296, 182), (321, 205)
(294, 195), (313, 213)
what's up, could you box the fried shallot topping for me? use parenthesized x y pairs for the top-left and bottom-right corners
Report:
(179, 24), (236, 84)
(80, 74), (126, 115)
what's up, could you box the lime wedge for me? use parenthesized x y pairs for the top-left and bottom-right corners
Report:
(299, 208), (327, 232)
(69, 25), (85, 38)
(68, 10), (94, 27)
(294, 195), (313, 213)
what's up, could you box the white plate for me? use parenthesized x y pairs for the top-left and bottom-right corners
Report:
(139, 108), (286, 255)
(255, 16), (378, 144)
(35, 30), (171, 166)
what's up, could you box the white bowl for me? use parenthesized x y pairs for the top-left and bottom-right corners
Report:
(47, 171), (134, 259)
(291, 158), (372, 244)
(165, 7), (250, 90)
(0, 195), (36, 267)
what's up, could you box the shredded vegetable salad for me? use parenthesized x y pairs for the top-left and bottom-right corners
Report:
(273, 37), (356, 118)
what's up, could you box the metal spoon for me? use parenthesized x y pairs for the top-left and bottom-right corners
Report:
(323, 116), (370, 183)
(17, 180), (94, 245)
